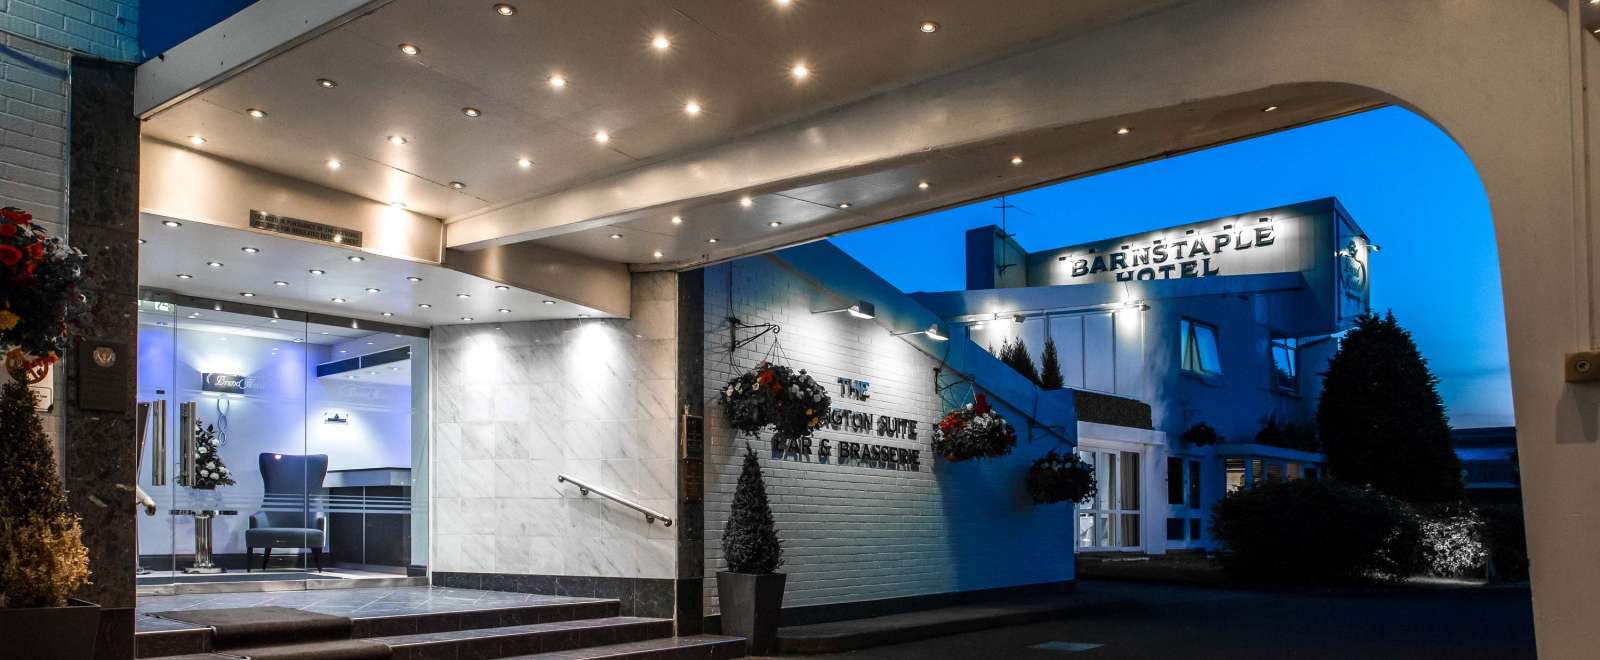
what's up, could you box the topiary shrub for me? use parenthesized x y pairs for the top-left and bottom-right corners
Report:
(1180, 421), (1221, 447)
(1211, 478), (1421, 584)
(0, 376), (91, 607)
(722, 445), (783, 574)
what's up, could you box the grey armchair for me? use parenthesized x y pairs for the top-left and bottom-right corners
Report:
(246, 453), (329, 572)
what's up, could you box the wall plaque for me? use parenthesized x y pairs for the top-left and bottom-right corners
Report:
(75, 339), (129, 412)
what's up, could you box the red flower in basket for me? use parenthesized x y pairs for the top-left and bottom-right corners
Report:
(0, 223), (14, 238)
(0, 244), (21, 267)
(973, 393), (991, 415)
(1, 208), (30, 224)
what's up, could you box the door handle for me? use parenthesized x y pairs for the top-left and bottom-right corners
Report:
(178, 401), (196, 486)
(152, 400), (168, 486)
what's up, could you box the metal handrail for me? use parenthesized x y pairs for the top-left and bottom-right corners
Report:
(556, 474), (673, 527)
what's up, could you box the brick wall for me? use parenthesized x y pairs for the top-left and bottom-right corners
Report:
(702, 256), (1076, 615)
(1, 0), (140, 62)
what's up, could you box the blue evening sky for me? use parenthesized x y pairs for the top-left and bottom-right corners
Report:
(831, 107), (1513, 429)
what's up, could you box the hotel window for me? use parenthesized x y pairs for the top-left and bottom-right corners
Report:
(1270, 334), (1298, 393)
(1225, 458), (1246, 492)
(1180, 319), (1222, 377)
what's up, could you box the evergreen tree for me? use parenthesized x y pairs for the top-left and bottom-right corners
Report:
(1039, 338), (1064, 390)
(0, 377), (90, 607)
(999, 339), (1042, 387)
(722, 444), (783, 574)
(1317, 312), (1463, 503)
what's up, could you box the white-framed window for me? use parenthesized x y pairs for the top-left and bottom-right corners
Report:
(1180, 318), (1222, 377)
(1077, 448), (1142, 550)
(1270, 334), (1298, 393)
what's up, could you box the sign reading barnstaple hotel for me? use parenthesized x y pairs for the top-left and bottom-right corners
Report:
(771, 377), (925, 472)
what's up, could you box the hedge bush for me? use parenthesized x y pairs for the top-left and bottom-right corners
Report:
(1211, 479), (1422, 584)
(1416, 503), (1487, 577)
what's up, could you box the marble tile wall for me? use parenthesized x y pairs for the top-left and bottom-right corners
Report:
(430, 272), (679, 582)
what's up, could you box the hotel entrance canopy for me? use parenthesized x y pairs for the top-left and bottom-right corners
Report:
(134, 0), (1380, 273)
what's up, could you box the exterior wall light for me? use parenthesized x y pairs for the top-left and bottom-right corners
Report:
(815, 300), (876, 319)
(892, 324), (948, 341)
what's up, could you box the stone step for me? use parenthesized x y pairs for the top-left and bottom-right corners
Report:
(499, 634), (747, 659)
(368, 616), (676, 660)
(136, 599), (622, 658)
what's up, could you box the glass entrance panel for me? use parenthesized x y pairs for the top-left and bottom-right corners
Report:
(1076, 447), (1142, 551)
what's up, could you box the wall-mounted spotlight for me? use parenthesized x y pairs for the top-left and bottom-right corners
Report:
(892, 323), (948, 341)
(815, 300), (876, 319)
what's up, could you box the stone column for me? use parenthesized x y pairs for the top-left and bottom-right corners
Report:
(675, 269), (706, 633)
(64, 57), (140, 660)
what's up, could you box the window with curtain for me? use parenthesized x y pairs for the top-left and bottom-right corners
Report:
(1180, 318), (1222, 377)
(1270, 334), (1298, 393)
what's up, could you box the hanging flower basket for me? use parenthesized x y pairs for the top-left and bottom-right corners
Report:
(0, 207), (86, 380)
(1026, 450), (1098, 505)
(720, 361), (832, 444)
(931, 393), (1017, 461)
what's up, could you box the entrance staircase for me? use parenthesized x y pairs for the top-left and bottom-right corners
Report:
(138, 594), (743, 660)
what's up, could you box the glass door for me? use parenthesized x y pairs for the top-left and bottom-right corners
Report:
(1076, 447), (1142, 551)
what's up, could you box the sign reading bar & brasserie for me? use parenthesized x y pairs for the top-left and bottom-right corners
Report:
(771, 377), (924, 471)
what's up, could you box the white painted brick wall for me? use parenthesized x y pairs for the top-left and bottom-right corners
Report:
(0, 30), (66, 235)
(702, 257), (1076, 615)
(1, 0), (140, 62)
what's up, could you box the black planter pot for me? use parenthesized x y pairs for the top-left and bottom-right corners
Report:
(717, 571), (786, 654)
(0, 598), (100, 660)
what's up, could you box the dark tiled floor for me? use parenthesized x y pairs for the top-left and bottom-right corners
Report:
(135, 586), (611, 633)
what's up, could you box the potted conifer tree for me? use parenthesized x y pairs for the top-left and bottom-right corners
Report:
(718, 445), (785, 654)
(0, 374), (96, 659)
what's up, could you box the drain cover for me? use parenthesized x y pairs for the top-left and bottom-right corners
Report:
(1030, 641), (1105, 652)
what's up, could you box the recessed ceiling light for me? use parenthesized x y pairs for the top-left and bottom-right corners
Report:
(461, 107), (481, 117)
(386, 135), (410, 147)
(578, 314), (590, 318)
(739, 196), (753, 208)
(652, 250), (664, 259)
(347, 255), (365, 263)
(206, 261), (224, 268)
(517, 157), (533, 168)
(339, 350), (347, 354)
(671, 215), (683, 224)
(389, 201), (407, 209)
(326, 158), (342, 170)
(707, 237), (719, 244)
(138, 238), (147, 244)
(837, 202), (851, 209)
(418, 303), (432, 309)
(493, 285), (510, 291)
(768, 221), (783, 227)
(188, 135), (206, 146)
(294, 337), (305, 342)
(775, 0), (791, 6)
(609, 233), (623, 239)
(309, 269), (326, 275)
(542, 300), (555, 305)
(498, 308), (511, 314)
(456, 294), (471, 300)
(246, 108), (267, 119)
(919, 20), (940, 33)
(449, 181), (466, 190)
(406, 276), (423, 282)
(594, 130), (610, 144)
(240, 292), (255, 298)
(398, 43), (420, 56)
(651, 35), (671, 50)
(460, 316), (474, 322)
(1116, 127), (1131, 135)
(241, 246), (260, 254)
(1263, 105), (1279, 112)
(331, 297), (347, 303)
(918, 180), (930, 190)
(1011, 155), (1023, 165)
(685, 100), (702, 115)
(494, 3), (516, 15)
(365, 287), (381, 293)
(319, 331), (330, 335)
(791, 63), (810, 80)
(382, 312), (394, 317)
(548, 75), (567, 88)
(274, 280), (289, 286)
(176, 273), (193, 279)
(162, 220), (182, 228)
(317, 78), (338, 88)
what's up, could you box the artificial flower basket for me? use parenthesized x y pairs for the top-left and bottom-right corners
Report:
(1026, 450), (1099, 505)
(719, 361), (831, 443)
(931, 393), (1017, 461)
(0, 206), (87, 381)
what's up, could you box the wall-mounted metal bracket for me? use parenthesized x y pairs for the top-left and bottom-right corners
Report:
(729, 316), (780, 352)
